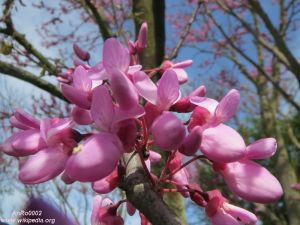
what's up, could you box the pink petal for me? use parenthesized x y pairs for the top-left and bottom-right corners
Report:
(291, 183), (300, 190)
(200, 124), (246, 163)
(116, 119), (137, 153)
(91, 85), (115, 131)
(72, 106), (93, 125)
(149, 150), (162, 163)
(190, 97), (219, 115)
(132, 71), (157, 104)
(128, 40), (137, 54)
(114, 104), (145, 125)
(61, 172), (75, 184)
(151, 112), (185, 151)
(173, 68), (188, 84)
(144, 102), (162, 128)
(110, 69), (139, 111)
(46, 118), (74, 142)
(223, 203), (257, 224)
(12, 129), (46, 155)
(61, 83), (91, 109)
(170, 85), (206, 113)
(74, 58), (90, 69)
(1, 133), (28, 157)
(173, 59), (193, 68)
(103, 38), (130, 74)
(19, 146), (68, 184)
(91, 196), (102, 225)
(127, 65), (142, 78)
(66, 133), (123, 182)
(92, 168), (119, 194)
(211, 209), (240, 225)
(14, 109), (40, 129)
(221, 160), (283, 203)
(72, 66), (92, 92)
(172, 168), (190, 197)
(246, 138), (277, 160)
(88, 62), (109, 80)
(40, 118), (51, 143)
(126, 202), (136, 216)
(136, 22), (148, 51)
(73, 43), (90, 61)
(157, 69), (180, 111)
(215, 89), (240, 124)
(179, 126), (202, 156)
(10, 116), (31, 130)
(188, 106), (211, 131)
(190, 85), (206, 97)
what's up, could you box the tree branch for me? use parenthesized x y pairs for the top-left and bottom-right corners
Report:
(0, 60), (66, 101)
(121, 152), (182, 225)
(287, 123), (300, 149)
(1, 0), (58, 75)
(205, 7), (300, 112)
(167, 0), (203, 60)
(248, 0), (300, 85)
(82, 0), (114, 40)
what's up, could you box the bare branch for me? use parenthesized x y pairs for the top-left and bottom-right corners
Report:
(248, 0), (300, 85)
(287, 124), (300, 149)
(81, 0), (114, 40)
(0, 60), (66, 101)
(167, 0), (203, 60)
(205, 7), (300, 112)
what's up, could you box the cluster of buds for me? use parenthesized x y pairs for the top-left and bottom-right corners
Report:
(0, 23), (283, 225)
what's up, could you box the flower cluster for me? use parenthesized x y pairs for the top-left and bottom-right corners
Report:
(0, 22), (283, 225)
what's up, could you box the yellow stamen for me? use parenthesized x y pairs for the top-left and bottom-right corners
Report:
(73, 144), (83, 154)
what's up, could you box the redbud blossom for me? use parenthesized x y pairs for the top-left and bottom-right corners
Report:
(91, 196), (124, 225)
(151, 112), (185, 150)
(73, 43), (90, 61)
(136, 22), (148, 52)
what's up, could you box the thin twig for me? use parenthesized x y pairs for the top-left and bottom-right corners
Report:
(167, 0), (203, 60)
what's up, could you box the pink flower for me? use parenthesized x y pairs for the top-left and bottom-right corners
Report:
(93, 167), (119, 194)
(168, 152), (190, 197)
(65, 132), (123, 182)
(1, 109), (45, 157)
(179, 126), (202, 156)
(291, 183), (300, 190)
(171, 85), (206, 113)
(73, 43), (90, 61)
(128, 22), (148, 54)
(71, 106), (93, 125)
(215, 138), (283, 203)
(190, 89), (246, 163)
(201, 123), (246, 163)
(90, 85), (143, 133)
(151, 112), (185, 151)
(136, 22), (148, 52)
(61, 65), (93, 109)
(190, 89), (240, 126)
(133, 69), (181, 112)
(162, 60), (193, 84)
(91, 196), (124, 225)
(206, 190), (257, 225)
(19, 118), (77, 184)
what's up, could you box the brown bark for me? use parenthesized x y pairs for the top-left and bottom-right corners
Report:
(121, 153), (182, 225)
(257, 64), (300, 225)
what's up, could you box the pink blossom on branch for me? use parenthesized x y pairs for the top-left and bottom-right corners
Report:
(0, 22), (284, 224)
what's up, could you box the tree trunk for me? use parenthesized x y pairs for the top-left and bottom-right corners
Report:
(258, 76), (300, 225)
